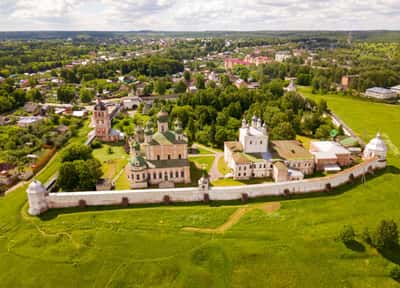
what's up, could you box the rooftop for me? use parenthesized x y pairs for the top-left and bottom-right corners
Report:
(232, 152), (252, 165)
(273, 161), (288, 172)
(150, 131), (186, 145)
(366, 87), (395, 94)
(310, 141), (350, 155)
(147, 159), (189, 169)
(271, 140), (314, 160)
(225, 141), (243, 152)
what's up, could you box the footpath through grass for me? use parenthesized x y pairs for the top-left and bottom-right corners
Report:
(0, 94), (400, 287)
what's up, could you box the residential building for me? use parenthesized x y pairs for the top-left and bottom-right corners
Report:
(341, 75), (359, 90)
(17, 116), (44, 127)
(275, 51), (292, 62)
(284, 78), (296, 92)
(390, 85), (400, 95)
(310, 141), (352, 172)
(365, 87), (397, 100)
(270, 140), (315, 177)
(126, 111), (191, 188)
(224, 55), (271, 70)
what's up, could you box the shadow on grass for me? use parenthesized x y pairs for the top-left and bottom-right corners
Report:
(385, 165), (400, 175)
(38, 164), (398, 220)
(378, 244), (400, 265)
(345, 240), (366, 252)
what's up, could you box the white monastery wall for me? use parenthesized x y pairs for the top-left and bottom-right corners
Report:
(41, 158), (385, 211)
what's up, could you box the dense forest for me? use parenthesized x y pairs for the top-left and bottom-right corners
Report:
(133, 81), (334, 149)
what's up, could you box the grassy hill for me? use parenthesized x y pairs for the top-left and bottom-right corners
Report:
(0, 90), (400, 287)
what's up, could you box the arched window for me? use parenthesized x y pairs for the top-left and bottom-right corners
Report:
(176, 171), (179, 178)
(168, 155), (171, 160)
(178, 154), (182, 159)
(157, 155), (160, 160)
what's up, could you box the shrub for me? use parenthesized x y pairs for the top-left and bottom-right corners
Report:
(61, 144), (93, 162)
(388, 264), (400, 281)
(91, 140), (102, 149)
(361, 227), (372, 245)
(338, 225), (356, 244)
(372, 220), (399, 250)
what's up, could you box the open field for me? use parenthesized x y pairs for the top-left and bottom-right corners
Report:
(0, 93), (400, 287)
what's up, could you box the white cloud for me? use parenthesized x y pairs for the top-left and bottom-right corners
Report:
(0, 0), (399, 31)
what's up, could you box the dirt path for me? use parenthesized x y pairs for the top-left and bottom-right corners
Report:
(209, 152), (224, 180)
(182, 202), (281, 234)
(188, 154), (215, 157)
(262, 202), (281, 213)
(192, 143), (221, 154)
(182, 207), (250, 234)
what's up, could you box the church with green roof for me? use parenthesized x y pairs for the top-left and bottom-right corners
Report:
(125, 110), (191, 188)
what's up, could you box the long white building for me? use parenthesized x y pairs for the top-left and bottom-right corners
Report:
(365, 87), (397, 100)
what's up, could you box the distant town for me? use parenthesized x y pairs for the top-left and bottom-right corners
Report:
(1, 29), (400, 288)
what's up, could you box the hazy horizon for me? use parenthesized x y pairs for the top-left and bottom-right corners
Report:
(1, 0), (400, 32)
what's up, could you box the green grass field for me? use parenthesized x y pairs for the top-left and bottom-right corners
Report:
(189, 156), (215, 173)
(0, 93), (400, 287)
(217, 156), (231, 176)
(93, 144), (129, 179)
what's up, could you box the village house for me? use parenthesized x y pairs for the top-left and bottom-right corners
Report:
(284, 78), (297, 92)
(341, 75), (359, 90)
(224, 54), (271, 70)
(275, 51), (292, 62)
(126, 111), (191, 188)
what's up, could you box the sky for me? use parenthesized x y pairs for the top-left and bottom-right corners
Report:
(0, 0), (400, 31)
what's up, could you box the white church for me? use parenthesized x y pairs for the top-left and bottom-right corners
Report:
(224, 116), (273, 180)
(224, 115), (388, 183)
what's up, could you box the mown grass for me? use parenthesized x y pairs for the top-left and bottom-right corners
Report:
(189, 156), (215, 173)
(93, 144), (129, 179)
(217, 156), (231, 176)
(211, 178), (272, 187)
(0, 93), (400, 287)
